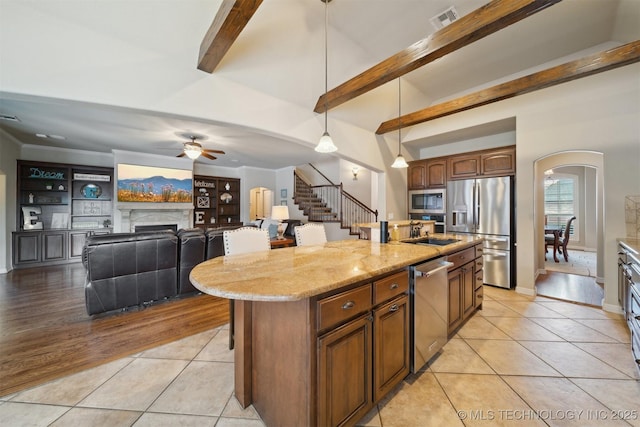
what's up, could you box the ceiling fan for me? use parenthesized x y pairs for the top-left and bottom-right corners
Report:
(177, 136), (225, 160)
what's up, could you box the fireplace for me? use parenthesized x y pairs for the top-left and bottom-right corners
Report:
(117, 202), (193, 233)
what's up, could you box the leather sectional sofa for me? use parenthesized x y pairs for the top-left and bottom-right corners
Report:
(83, 226), (243, 315)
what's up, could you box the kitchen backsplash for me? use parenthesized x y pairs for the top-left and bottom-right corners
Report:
(625, 195), (640, 239)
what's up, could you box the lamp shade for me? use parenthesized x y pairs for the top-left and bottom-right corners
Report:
(271, 205), (289, 221)
(391, 154), (409, 168)
(315, 132), (338, 153)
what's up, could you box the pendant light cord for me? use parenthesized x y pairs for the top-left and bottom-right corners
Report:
(398, 77), (401, 153)
(324, 0), (329, 132)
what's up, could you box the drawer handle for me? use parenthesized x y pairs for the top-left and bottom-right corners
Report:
(389, 304), (399, 312)
(342, 301), (355, 310)
(477, 295), (483, 299)
(390, 283), (399, 290)
(635, 315), (640, 320)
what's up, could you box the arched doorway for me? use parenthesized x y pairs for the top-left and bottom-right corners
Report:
(533, 151), (604, 305)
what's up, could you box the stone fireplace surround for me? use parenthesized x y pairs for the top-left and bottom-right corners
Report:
(116, 202), (193, 233)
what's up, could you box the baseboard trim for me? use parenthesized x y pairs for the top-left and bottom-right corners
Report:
(601, 302), (623, 314)
(515, 286), (535, 297)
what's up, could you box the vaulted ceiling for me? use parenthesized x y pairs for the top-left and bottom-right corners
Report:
(1, 0), (638, 169)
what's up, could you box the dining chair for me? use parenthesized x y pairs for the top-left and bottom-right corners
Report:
(223, 226), (271, 349)
(294, 223), (328, 246)
(557, 216), (577, 262)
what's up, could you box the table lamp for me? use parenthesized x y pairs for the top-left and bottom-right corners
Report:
(271, 205), (290, 240)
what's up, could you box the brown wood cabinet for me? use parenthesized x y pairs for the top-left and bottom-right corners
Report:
(408, 159), (446, 189)
(242, 268), (410, 427)
(373, 293), (409, 401)
(481, 147), (516, 177)
(408, 161), (427, 189)
(447, 243), (482, 335)
(448, 154), (481, 180)
(317, 270), (409, 426)
(193, 175), (241, 229)
(318, 313), (372, 427)
(474, 246), (484, 309)
(447, 146), (516, 181)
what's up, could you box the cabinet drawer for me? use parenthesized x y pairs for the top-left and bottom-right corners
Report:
(475, 270), (484, 290)
(447, 247), (475, 271)
(475, 256), (483, 272)
(475, 286), (483, 309)
(373, 271), (408, 305)
(317, 284), (372, 331)
(475, 245), (483, 260)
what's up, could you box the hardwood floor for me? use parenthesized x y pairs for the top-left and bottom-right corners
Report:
(535, 271), (604, 307)
(0, 263), (229, 397)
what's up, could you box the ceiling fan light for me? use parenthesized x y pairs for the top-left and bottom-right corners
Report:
(184, 145), (201, 159)
(315, 131), (337, 153)
(391, 154), (409, 169)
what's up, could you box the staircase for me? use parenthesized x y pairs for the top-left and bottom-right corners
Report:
(293, 169), (377, 238)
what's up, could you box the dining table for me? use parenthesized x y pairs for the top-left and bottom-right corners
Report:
(545, 226), (563, 263)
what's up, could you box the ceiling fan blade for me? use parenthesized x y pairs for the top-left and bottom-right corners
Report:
(201, 152), (217, 160)
(203, 149), (225, 155)
(176, 152), (186, 157)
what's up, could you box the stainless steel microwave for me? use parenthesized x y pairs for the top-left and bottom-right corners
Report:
(408, 189), (446, 214)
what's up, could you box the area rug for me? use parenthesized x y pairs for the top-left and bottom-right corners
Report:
(544, 249), (596, 277)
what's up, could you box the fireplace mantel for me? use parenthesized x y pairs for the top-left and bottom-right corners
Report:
(117, 202), (193, 232)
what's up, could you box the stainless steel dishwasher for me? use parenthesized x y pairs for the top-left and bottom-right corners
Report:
(410, 257), (453, 372)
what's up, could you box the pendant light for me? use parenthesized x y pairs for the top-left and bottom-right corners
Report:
(391, 77), (408, 168)
(315, 0), (338, 153)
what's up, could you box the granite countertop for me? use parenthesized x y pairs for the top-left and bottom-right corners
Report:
(190, 235), (483, 302)
(355, 220), (435, 228)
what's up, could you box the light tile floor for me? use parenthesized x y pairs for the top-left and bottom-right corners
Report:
(1, 286), (639, 427)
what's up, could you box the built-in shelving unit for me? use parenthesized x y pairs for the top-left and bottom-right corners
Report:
(193, 175), (241, 229)
(13, 160), (113, 268)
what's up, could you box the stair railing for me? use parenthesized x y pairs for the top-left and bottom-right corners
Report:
(294, 168), (377, 238)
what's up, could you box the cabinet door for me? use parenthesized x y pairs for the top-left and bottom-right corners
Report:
(448, 154), (480, 180)
(426, 159), (446, 188)
(69, 231), (87, 259)
(408, 161), (427, 189)
(461, 262), (475, 318)
(373, 294), (409, 402)
(448, 269), (463, 334)
(318, 313), (372, 427)
(481, 147), (515, 176)
(13, 233), (41, 265)
(42, 231), (66, 261)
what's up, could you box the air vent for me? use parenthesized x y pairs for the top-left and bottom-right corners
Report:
(0, 114), (20, 122)
(430, 6), (459, 30)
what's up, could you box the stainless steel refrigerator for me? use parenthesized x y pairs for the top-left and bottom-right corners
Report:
(447, 176), (514, 288)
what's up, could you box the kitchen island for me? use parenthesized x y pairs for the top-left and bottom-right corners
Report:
(190, 236), (482, 427)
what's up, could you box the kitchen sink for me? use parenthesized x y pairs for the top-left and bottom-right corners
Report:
(409, 237), (461, 246)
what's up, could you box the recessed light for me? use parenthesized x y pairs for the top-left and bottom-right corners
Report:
(35, 133), (47, 138)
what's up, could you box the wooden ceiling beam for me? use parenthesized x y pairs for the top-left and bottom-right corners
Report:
(376, 40), (640, 134)
(314, 0), (562, 113)
(197, 0), (263, 73)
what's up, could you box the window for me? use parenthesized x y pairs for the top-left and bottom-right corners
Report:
(544, 174), (578, 240)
